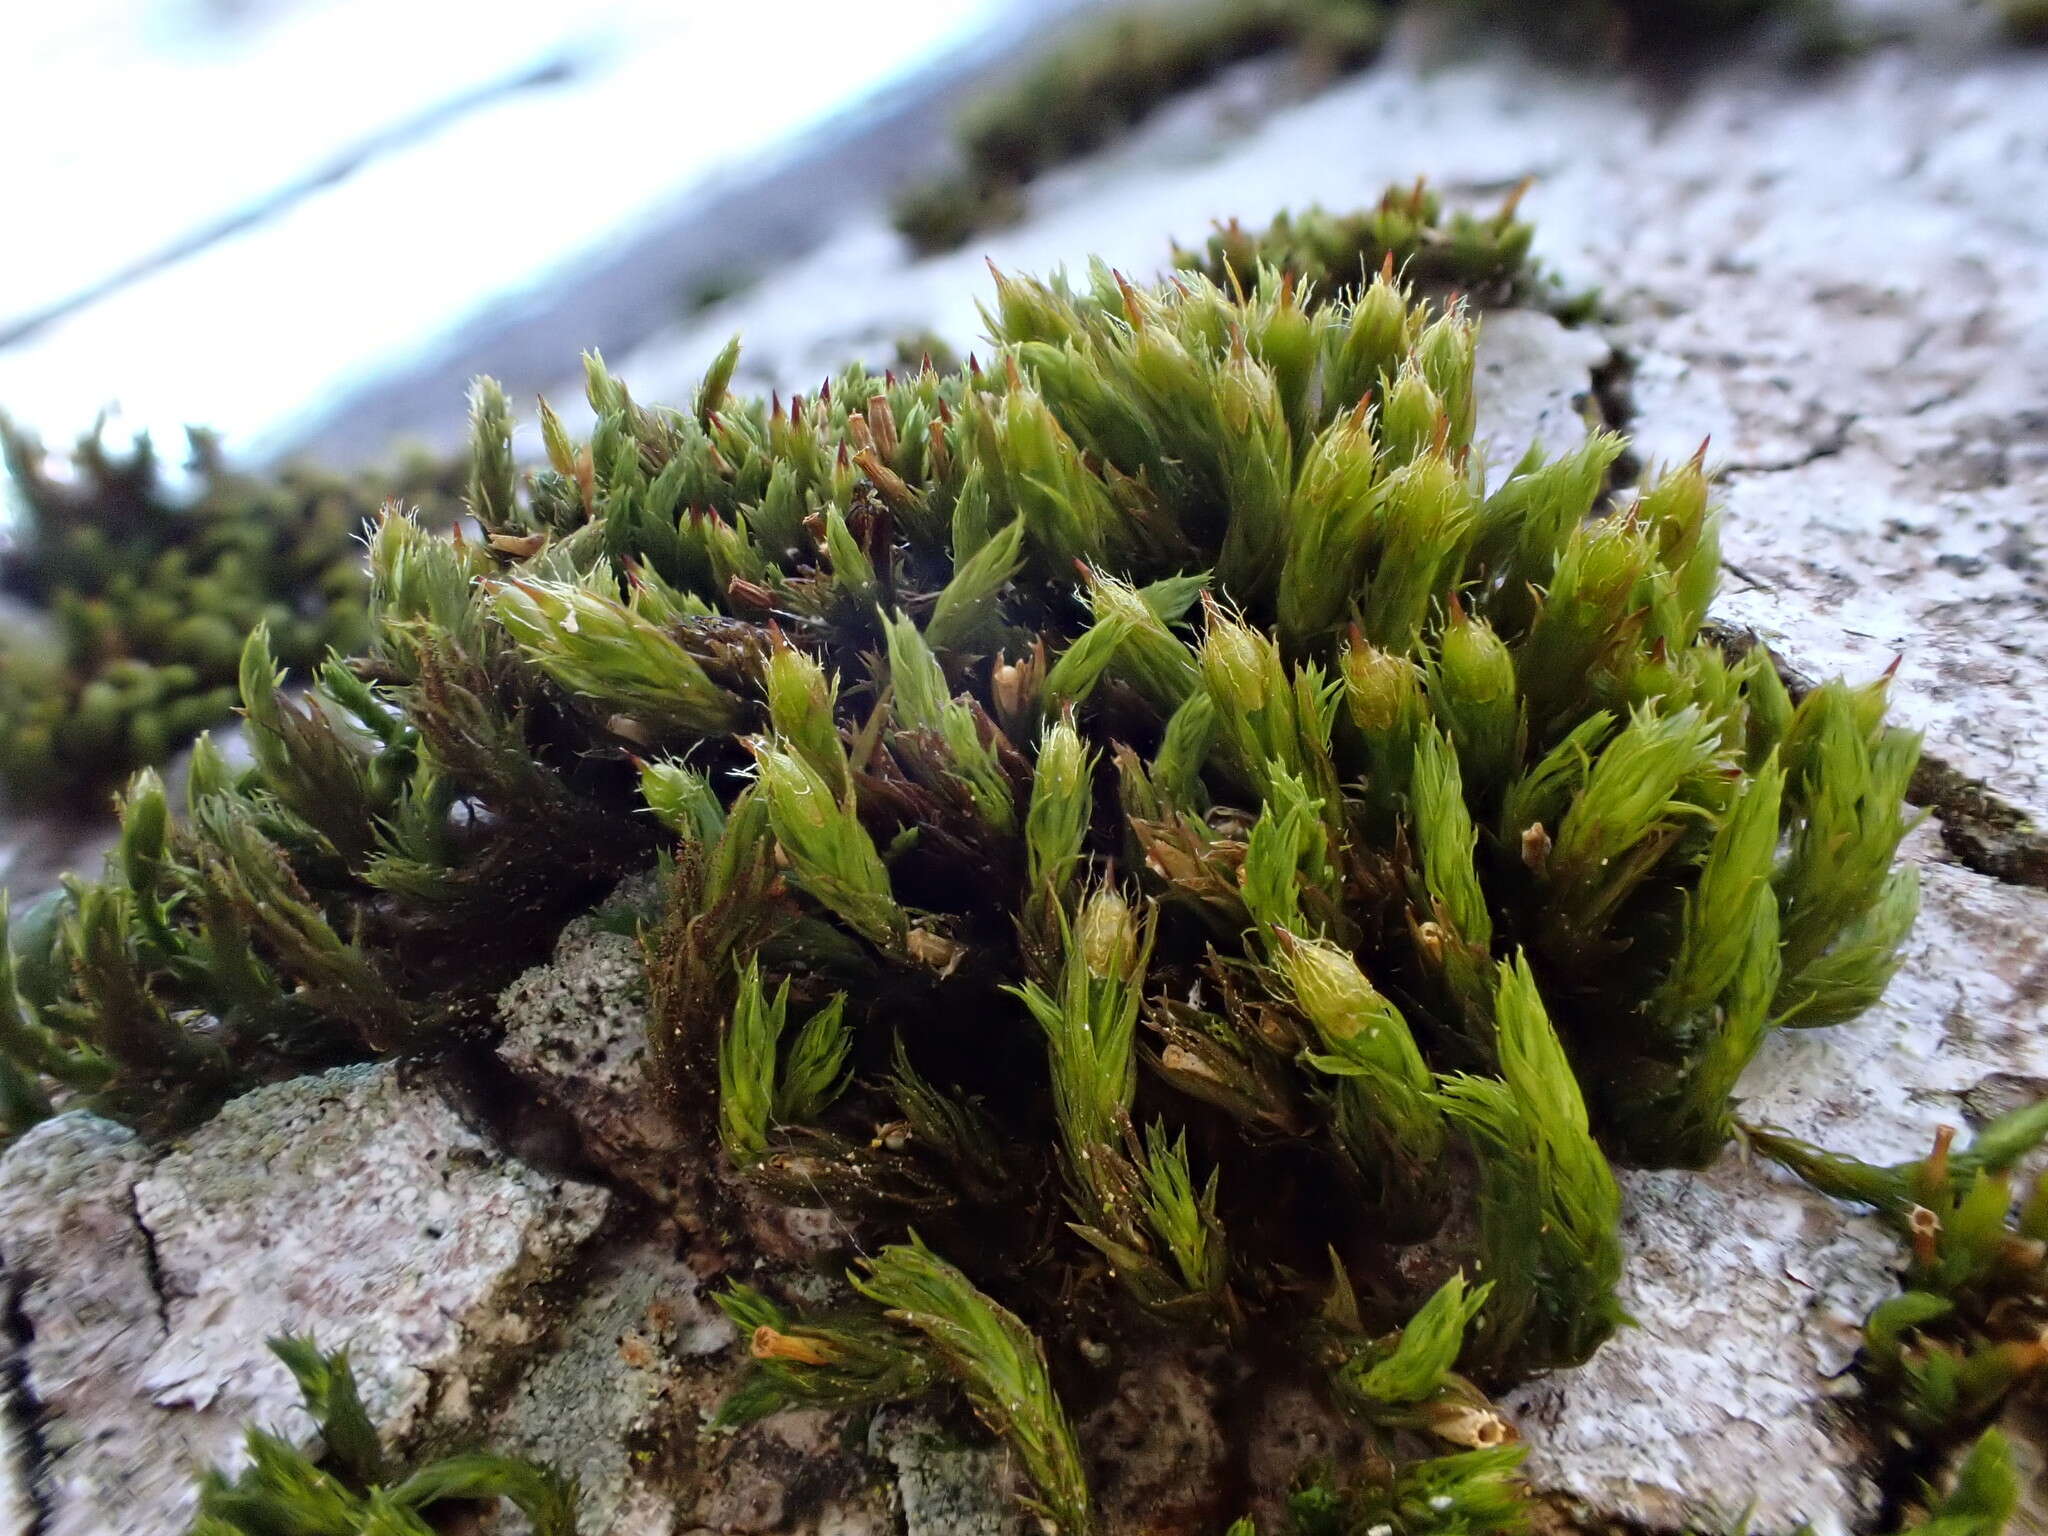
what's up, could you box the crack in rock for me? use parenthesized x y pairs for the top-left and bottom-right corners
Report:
(1, 1265), (52, 1536)
(0, 1066), (613, 1536)
(1907, 755), (2048, 891)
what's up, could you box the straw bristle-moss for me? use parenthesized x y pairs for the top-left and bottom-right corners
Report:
(0, 222), (2005, 1533)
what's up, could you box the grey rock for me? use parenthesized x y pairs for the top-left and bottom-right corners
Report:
(498, 901), (690, 1210)
(1509, 821), (2048, 1535)
(0, 1114), (216, 1536)
(488, 1234), (736, 1536)
(870, 1408), (1026, 1536)
(0, 1064), (611, 1536)
(1505, 1161), (1894, 1536)
(135, 1062), (612, 1446)
(0, 1386), (26, 1536)
(1470, 308), (1612, 470)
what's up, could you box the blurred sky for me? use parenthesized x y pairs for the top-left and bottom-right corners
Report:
(0, 0), (1008, 464)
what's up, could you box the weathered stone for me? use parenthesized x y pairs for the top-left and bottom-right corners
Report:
(1508, 823), (2048, 1535)
(0, 1113), (214, 1536)
(1739, 824), (2048, 1167)
(1506, 1161), (1894, 1536)
(0, 1357), (28, 1536)
(1599, 31), (2048, 831)
(1085, 1350), (1231, 1536)
(0, 1065), (611, 1536)
(488, 1233), (736, 1536)
(498, 903), (690, 1209)
(136, 1062), (612, 1444)
(870, 1407), (1027, 1536)
(1470, 308), (1612, 469)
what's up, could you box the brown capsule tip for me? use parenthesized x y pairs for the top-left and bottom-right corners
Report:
(1908, 1203), (1942, 1263)
(750, 1326), (834, 1366)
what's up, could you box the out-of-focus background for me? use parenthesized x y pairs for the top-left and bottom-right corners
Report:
(0, 0), (1079, 465)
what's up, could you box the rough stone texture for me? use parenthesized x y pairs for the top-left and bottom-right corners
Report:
(868, 1408), (1027, 1536)
(0, 1065), (611, 1536)
(488, 1234), (736, 1536)
(1510, 822), (2048, 1533)
(0, 1114), (213, 1536)
(136, 1062), (612, 1442)
(1740, 822), (2048, 1167)
(1603, 37), (2048, 830)
(1506, 1163), (1895, 1535)
(498, 903), (691, 1209)
(1470, 309), (1613, 469)
(1084, 1351), (1232, 1536)
(0, 1356), (28, 1536)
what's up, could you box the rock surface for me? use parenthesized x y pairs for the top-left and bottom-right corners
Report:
(498, 901), (692, 1209)
(1506, 1162), (1896, 1535)
(487, 1235), (737, 1536)
(1510, 821), (2048, 1533)
(871, 1408), (1028, 1536)
(0, 1114), (203, 1536)
(1469, 309), (1614, 470)
(0, 1064), (611, 1536)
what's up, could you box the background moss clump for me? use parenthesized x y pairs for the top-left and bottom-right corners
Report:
(0, 244), (2029, 1532)
(892, 0), (1847, 256)
(893, 0), (1387, 253)
(0, 419), (460, 808)
(1172, 182), (1593, 317)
